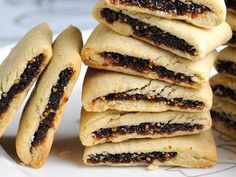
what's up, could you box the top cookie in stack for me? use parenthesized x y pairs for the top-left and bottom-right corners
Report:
(80, 0), (232, 168)
(92, 0), (231, 60)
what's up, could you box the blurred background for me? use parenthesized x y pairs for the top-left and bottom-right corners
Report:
(0, 0), (98, 46)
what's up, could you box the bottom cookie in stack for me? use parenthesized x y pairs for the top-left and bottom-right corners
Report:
(83, 130), (217, 168)
(211, 97), (236, 139)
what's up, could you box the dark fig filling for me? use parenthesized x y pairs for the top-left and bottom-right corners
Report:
(93, 122), (203, 140)
(229, 31), (236, 45)
(101, 52), (195, 85)
(216, 60), (236, 77)
(31, 68), (74, 150)
(0, 54), (44, 116)
(110, 0), (211, 17)
(100, 8), (196, 56)
(212, 85), (236, 101)
(211, 110), (236, 129)
(87, 151), (177, 164)
(225, 0), (236, 11)
(102, 92), (205, 110)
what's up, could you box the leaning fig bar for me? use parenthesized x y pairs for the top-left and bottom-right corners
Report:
(83, 130), (217, 168)
(80, 109), (212, 146)
(0, 24), (53, 137)
(105, 0), (226, 29)
(82, 69), (212, 113)
(82, 25), (216, 89)
(93, 0), (232, 60)
(16, 26), (82, 168)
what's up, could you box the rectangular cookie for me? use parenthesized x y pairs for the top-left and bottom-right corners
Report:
(105, 0), (226, 29)
(80, 109), (212, 146)
(83, 130), (217, 168)
(215, 46), (236, 79)
(226, 11), (236, 47)
(226, 0), (236, 14)
(81, 25), (216, 89)
(0, 24), (53, 137)
(16, 26), (83, 168)
(211, 96), (236, 139)
(93, 0), (232, 60)
(211, 74), (236, 105)
(82, 68), (212, 113)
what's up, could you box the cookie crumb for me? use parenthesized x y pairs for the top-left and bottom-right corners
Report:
(57, 150), (71, 158)
(147, 164), (159, 170)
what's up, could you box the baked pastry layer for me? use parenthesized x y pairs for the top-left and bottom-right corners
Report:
(83, 130), (217, 168)
(80, 109), (212, 146)
(81, 25), (216, 89)
(93, 0), (232, 60)
(105, 0), (226, 28)
(211, 74), (236, 105)
(82, 69), (212, 112)
(211, 97), (236, 139)
(216, 47), (236, 79)
(226, 11), (236, 47)
(16, 26), (82, 168)
(226, 0), (236, 14)
(0, 24), (53, 137)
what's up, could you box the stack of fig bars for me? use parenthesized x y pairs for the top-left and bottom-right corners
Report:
(80, 0), (232, 168)
(210, 1), (236, 139)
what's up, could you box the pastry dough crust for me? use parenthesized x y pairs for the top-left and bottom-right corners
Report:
(80, 109), (212, 146)
(105, 0), (226, 29)
(16, 26), (82, 168)
(0, 24), (53, 137)
(211, 97), (236, 139)
(210, 74), (236, 105)
(82, 25), (216, 89)
(93, 0), (232, 60)
(83, 130), (217, 168)
(82, 69), (213, 112)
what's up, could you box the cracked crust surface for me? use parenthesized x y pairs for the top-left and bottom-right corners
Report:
(211, 97), (236, 139)
(82, 68), (212, 112)
(82, 25), (216, 89)
(210, 74), (236, 104)
(0, 23), (53, 137)
(16, 26), (82, 168)
(83, 130), (217, 168)
(93, 0), (232, 60)
(80, 109), (212, 146)
(105, 0), (226, 29)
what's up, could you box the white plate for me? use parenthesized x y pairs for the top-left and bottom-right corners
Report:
(0, 30), (236, 177)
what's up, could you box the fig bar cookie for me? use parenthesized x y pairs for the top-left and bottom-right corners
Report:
(211, 97), (236, 139)
(83, 130), (217, 168)
(211, 74), (236, 105)
(105, 0), (226, 29)
(226, 0), (236, 14)
(80, 109), (212, 146)
(82, 25), (216, 89)
(0, 24), (52, 137)
(226, 12), (236, 47)
(16, 26), (82, 168)
(215, 47), (236, 79)
(82, 69), (212, 113)
(93, 0), (232, 60)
